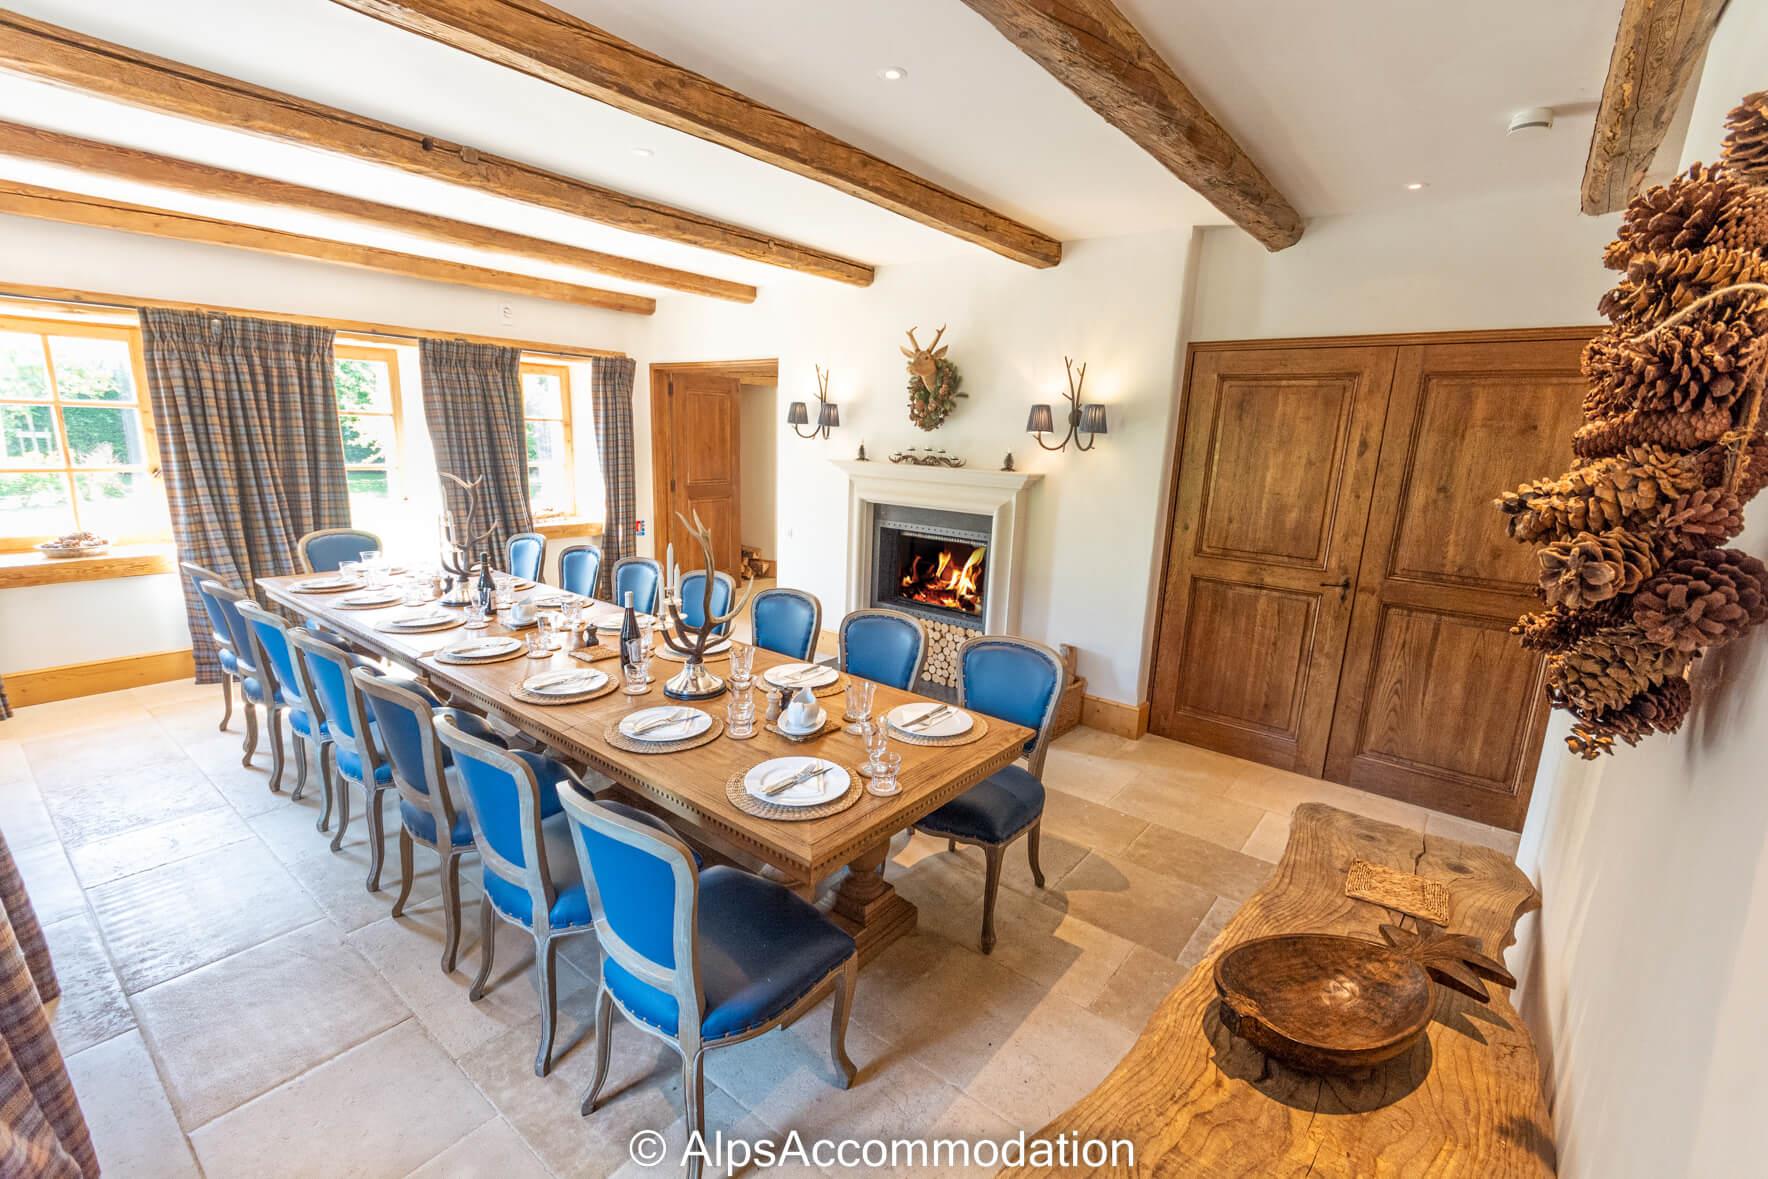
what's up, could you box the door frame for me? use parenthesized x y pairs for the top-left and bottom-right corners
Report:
(648, 359), (779, 567)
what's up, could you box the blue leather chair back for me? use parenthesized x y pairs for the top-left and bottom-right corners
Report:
(434, 723), (562, 929)
(299, 528), (380, 573)
(958, 636), (1065, 776)
(752, 588), (821, 661)
(612, 557), (662, 614)
(557, 543), (603, 598)
(201, 581), (258, 677)
(287, 631), (367, 746)
(356, 671), (435, 797)
(181, 561), (233, 653)
(839, 610), (925, 690)
(236, 601), (302, 705)
(679, 571), (735, 636)
(506, 532), (546, 582)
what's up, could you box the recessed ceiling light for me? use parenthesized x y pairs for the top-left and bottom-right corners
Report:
(1406, 182), (1427, 191)
(878, 66), (907, 81)
(631, 147), (654, 158)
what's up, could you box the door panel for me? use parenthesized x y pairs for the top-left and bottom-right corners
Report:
(660, 371), (742, 574)
(1324, 339), (1589, 827)
(1149, 346), (1395, 774)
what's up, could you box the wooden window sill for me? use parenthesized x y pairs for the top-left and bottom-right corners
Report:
(0, 544), (177, 589)
(533, 519), (605, 539)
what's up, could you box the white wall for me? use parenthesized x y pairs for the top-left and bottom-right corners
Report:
(737, 383), (778, 557)
(1514, 8), (1768, 1176)
(636, 229), (1195, 702)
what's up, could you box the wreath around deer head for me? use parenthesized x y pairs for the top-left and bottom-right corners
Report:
(902, 325), (966, 430)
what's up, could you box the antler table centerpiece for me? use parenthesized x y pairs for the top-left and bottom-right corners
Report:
(660, 509), (753, 701)
(437, 471), (498, 604)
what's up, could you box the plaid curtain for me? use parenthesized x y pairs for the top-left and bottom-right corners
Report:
(0, 832), (96, 1179)
(141, 309), (348, 681)
(0, 679), (9, 721)
(420, 339), (532, 565)
(590, 356), (638, 598)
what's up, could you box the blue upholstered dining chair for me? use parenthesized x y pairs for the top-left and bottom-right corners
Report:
(181, 561), (244, 732)
(914, 635), (1065, 955)
(557, 543), (603, 598)
(679, 570), (735, 636)
(751, 587), (821, 661)
(235, 600), (320, 796)
(506, 532), (547, 582)
(560, 789), (858, 1173)
(611, 556), (662, 614)
(354, 669), (507, 973)
(198, 580), (265, 768)
(297, 528), (381, 574)
(837, 608), (926, 691)
(434, 718), (693, 1076)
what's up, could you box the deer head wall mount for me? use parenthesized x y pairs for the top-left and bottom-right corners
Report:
(901, 324), (965, 431)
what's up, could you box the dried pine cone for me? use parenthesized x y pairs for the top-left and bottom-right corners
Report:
(1607, 165), (1768, 269)
(1581, 311), (1766, 418)
(1537, 528), (1659, 608)
(1512, 600), (1631, 652)
(1566, 676), (1693, 759)
(1722, 91), (1768, 186)
(1572, 402), (1731, 459)
(1695, 430), (1768, 501)
(1547, 624), (1683, 714)
(1656, 487), (1746, 548)
(1632, 547), (1768, 652)
(1598, 247), (1768, 329)
(1496, 444), (1698, 541)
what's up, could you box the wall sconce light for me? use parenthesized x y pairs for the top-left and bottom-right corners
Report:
(1027, 357), (1107, 452)
(787, 365), (839, 440)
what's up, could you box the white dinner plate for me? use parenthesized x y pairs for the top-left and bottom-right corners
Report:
(886, 703), (975, 739)
(441, 636), (522, 659)
(522, 668), (608, 696)
(384, 610), (456, 631)
(618, 706), (713, 742)
(341, 589), (403, 606)
(293, 576), (358, 591)
(763, 662), (838, 691)
(743, 757), (850, 808)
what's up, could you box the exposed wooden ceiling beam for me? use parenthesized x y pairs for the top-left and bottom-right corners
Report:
(328, 0), (1064, 269)
(957, 0), (1303, 251)
(0, 179), (656, 314)
(0, 10), (871, 285)
(1581, 0), (1727, 215)
(0, 120), (754, 303)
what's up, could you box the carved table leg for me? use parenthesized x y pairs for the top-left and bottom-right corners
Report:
(828, 838), (917, 965)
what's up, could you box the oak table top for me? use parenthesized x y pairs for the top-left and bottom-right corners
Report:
(1000, 803), (1554, 1179)
(259, 573), (1031, 961)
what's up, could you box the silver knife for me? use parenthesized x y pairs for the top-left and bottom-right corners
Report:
(763, 762), (828, 796)
(632, 709), (691, 734)
(901, 704), (951, 731)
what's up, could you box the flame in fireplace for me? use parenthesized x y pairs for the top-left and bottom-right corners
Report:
(900, 543), (986, 614)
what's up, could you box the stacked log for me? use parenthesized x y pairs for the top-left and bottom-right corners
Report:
(920, 619), (974, 687)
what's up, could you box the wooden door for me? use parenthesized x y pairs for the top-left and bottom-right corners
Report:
(1324, 338), (1587, 827)
(1148, 345), (1396, 774)
(657, 370), (741, 573)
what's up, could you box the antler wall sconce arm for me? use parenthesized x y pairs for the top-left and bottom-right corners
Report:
(1027, 357), (1108, 453)
(787, 365), (840, 440)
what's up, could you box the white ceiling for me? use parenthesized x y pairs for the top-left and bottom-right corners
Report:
(0, 0), (1628, 301)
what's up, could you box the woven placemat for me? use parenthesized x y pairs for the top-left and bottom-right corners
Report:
(602, 714), (723, 754)
(724, 768), (862, 822)
(1345, 859), (1451, 924)
(760, 669), (846, 699)
(508, 673), (620, 706)
(376, 617), (465, 635)
(434, 645), (528, 666)
(887, 713), (991, 748)
(764, 716), (841, 743)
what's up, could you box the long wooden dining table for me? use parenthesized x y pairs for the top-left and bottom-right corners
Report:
(259, 573), (1032, 963)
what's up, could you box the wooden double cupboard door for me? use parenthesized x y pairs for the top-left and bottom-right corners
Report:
(1149, 330), (1591, 829)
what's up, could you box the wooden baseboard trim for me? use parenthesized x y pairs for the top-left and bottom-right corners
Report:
(7, 648), (195, 708)
(1081, 694), (1149, 739)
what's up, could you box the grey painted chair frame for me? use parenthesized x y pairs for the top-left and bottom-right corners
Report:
(750, 586), (823, 662)
(199, 580), (263, 769)
(287, 629), (393, 890)
(235, 599), (316, 797)
(558, 789), (857, 1179)
(180, 560), (243, 735)
(554, 542), (603, 596)
(918, 634), (1066, 955)
(353, 669), (475, 973)
(610, 555), (662, 613)
(505, 531), (547, 580)
(433, 718), (599, 1077)
(836, 607), (928, 692)
(296, 527), (382, 574)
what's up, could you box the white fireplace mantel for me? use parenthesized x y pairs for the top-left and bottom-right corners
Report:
(833, 459), (1042, 635)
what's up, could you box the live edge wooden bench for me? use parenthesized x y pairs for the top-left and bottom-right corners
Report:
(1000, 803), (1555, 1178)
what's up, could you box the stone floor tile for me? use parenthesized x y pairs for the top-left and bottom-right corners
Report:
(1426, 810), (1522, 857)
(1088, 944), (1188, 1034)
(1038, 787), (1150, 853)
(1239, 810), (1291, 863)
(26, 721), (189, 791)
(67, 806), (255, 889)
(37, 759), (230, 849)
(1039, 849), (1216, 957)
(406, 1116), (553, 1179)
(1228, 763), (1430, 830)
(1175, 896), (1243, 973)
(1039, 744), (1141, 805)
(1108, 774), (1266, 848)
(44, 912), (134, 1056)
(66, 1030), (201, 1179)
(1116, 821), (1275, 902)
(13, 839), (85, 926)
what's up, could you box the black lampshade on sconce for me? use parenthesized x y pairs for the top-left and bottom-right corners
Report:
(1027, 357), (1107, 452)
(789, 365), (839, 440)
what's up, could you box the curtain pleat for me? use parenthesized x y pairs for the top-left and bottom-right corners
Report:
(590, 356), (638, 599)
(419, 339), (532, 565)
(140, 309), (347, 681)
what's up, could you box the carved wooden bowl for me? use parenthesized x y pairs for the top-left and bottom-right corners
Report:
(1213, 933), (1435, 1074)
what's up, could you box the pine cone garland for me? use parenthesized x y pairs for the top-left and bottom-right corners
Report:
(1537, 528), (1659, 608)
(1607, 165), (1767, 269)
(1496, 445), (1698, 541)
(1571, 402), (1732, 459)
(1632, 547), (1768, 652)
(1581, 310), (1766, 418)
(1695, 431), (1768, 501)
(1598, 247), (1768, 329)
(1547, 625), (1683, 714)
(1722, 91), (1768, 186)
(1511, 601), (1631, 652)
(1656, 487), (1747, 548)
(1566, 676), (1693, 758)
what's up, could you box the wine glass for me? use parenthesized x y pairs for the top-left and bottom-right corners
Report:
(842, 679), (875, 735)
(862, 719), (891, 777)
(728, 641), (755, 687)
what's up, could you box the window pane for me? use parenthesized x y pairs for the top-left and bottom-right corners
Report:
(526, 420), (571, 514)
(48, 336), (137, 402)
(73, 470), (168, 537)
(61, 405), (147, 466)
(339, 413), (397, 466)
(522, 371), (563, 419)
(346, 469), (400, 536)
(2, 403), (62, 465)
(0, 332), (50, 400)
(335, 358), (394, 413)
(0, 471), (75, 537)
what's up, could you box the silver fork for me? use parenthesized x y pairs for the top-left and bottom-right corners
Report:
(901, 704), (952, 731)
(763, 762), (828, 796)
(632, 708), (692, 735)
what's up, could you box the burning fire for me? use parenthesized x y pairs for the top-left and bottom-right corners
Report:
(900, 544), (986, 614)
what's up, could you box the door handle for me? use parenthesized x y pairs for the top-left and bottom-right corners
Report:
(1319, 577), (1351, 589)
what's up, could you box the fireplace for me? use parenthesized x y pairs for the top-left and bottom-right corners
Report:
(871, 505), (991, 627)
